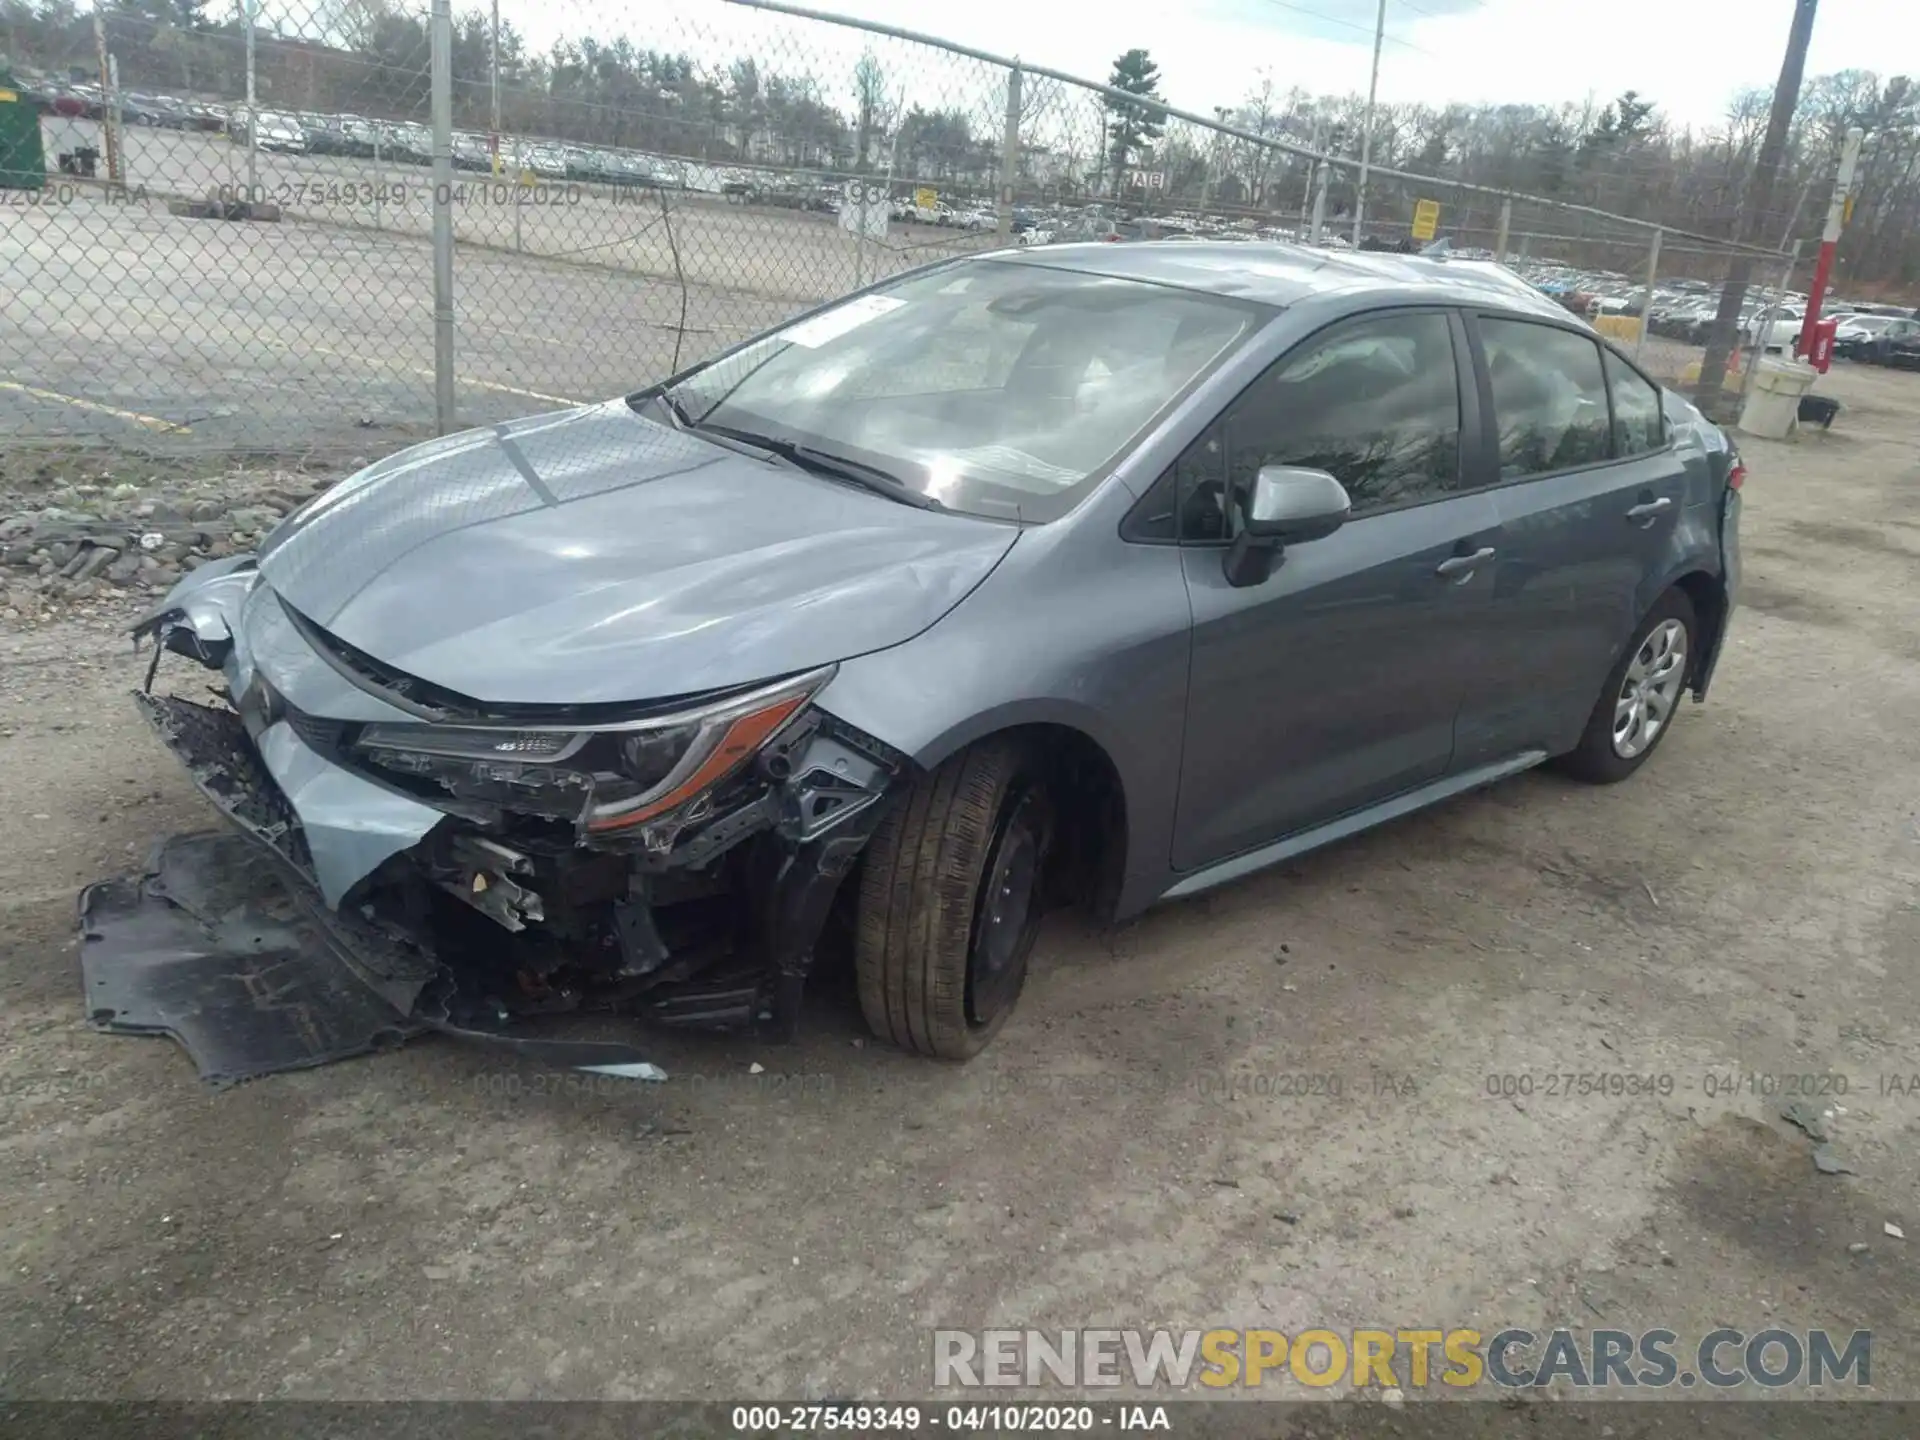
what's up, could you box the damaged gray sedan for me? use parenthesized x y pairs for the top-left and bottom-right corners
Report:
(96, 241), (1739, 1082)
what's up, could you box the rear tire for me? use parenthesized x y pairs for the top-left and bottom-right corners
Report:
(1557, 589), (1697, 785)
(855, 740), (1052, 1060)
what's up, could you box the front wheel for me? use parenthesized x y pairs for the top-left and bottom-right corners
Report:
(854, 740), (1053, 1060)
(1556, 589), (1697, 785)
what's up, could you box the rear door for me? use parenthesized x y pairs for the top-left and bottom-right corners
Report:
(1169, 307), (1502, 872)
(1453, 314), (1690, 766)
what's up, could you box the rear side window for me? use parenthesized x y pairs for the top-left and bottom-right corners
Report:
(1480, 319), (1611, 479)
(1604, 350), (1664, 456)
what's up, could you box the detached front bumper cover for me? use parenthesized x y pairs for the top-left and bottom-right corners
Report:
(93, 573), (905, 1085)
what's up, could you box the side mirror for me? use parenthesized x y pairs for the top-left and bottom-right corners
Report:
(1224, 467), (1351, 587)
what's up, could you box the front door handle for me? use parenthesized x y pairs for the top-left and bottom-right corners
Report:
(1435, 546), (1496, 580)
(1627, 496), (1673, 525)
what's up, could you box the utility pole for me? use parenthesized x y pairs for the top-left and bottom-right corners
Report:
(1798, 125), (1864, 355)
(91, 6), (120, 185)
(1300, 114), (1321, 229)
(1351, 0), (1386, 246)
(1695, 0), (1819, 413)
(1309, 155), (1329, 243)
(997, 66), (1022, 239)
(489, 0), (502, 175)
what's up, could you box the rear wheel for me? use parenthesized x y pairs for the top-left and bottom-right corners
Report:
(854, 740), (1052, 1059)
(1556, 589), (1697, 784)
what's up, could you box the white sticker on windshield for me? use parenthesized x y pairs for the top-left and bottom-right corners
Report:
(780, 294), (906, 348)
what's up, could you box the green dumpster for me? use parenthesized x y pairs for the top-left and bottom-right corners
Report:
(0, 69), (47, 191)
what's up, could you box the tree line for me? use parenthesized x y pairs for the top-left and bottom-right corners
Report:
(3, 0), (1915, 288)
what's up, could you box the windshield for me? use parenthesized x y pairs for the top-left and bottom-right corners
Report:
(656, 259), (1264, 521)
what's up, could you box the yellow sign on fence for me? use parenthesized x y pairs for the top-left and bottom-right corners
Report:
(914, 186), (937, 210)
(1411, 198), (1440, 241)
(1594, 315), (1644, 343)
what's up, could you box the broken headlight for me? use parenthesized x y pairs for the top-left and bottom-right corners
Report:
(353, 666), (833, 831)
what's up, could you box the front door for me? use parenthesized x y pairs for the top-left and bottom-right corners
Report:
(1170, 307), (1501, 873)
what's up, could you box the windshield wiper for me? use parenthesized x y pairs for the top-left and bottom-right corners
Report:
(691, 423), (942, 511)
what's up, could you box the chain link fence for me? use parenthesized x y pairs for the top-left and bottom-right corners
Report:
(0, 0), (1797, 461)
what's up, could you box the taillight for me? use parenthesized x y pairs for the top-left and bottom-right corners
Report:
(1727, 460), (1746, 491)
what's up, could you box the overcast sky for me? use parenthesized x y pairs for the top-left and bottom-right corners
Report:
(788, 0), (1901, 131)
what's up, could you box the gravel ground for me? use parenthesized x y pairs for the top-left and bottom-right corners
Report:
(2, 362), (1919, 1405)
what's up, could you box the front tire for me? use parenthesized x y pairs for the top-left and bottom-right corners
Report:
(855, 740), (1052, 1059)
(1557, 589), (1697, 785)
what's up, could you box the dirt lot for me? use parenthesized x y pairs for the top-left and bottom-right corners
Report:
(2, 362), (1919, 1405)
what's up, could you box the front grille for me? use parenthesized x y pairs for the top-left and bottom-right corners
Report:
(285, 707), (345, 755)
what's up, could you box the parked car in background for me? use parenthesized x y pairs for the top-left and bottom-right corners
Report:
(374, 122), (432, 165)
(301, 115), (355, 156)
(126, 242), (1741, 1077)
(122, 92), (191, 128)
(451, 132), (492, 171)
(1883, 322), (1920, 371)
(1834, 314), (1918, 362)
(1749, 318), (1805, 355)
(521, 143), (566, 178)
(239, 111), (309, 153)
(338, 117), (381, 157)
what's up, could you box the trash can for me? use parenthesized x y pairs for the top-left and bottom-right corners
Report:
(1739, 356), (1819, 441)
(0, 68), (47, 190)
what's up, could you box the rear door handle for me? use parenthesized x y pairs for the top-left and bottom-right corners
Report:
(1435, 546), (1496, 579)
(1627, 497), (1673, 525)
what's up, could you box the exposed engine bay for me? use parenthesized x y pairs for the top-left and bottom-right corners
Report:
(86, 561), (907, 1084)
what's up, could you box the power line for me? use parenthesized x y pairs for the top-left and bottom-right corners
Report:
(1254, 0), (1437, 57)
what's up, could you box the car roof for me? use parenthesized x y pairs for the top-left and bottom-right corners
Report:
(993, 240), (1572, 322)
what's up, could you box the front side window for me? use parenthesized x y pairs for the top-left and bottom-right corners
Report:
(1174, 310), (1463, 538)
(1481, 318), (1612, 479)
(1604, 349), (1664, 457)
(655, 259), (1263, 522)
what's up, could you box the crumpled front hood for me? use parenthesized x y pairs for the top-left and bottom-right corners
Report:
(258, 402), (1018, 705)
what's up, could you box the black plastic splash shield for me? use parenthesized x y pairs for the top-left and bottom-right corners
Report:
(78, 830), (671, 1086)
(77, 830), (426, 1086)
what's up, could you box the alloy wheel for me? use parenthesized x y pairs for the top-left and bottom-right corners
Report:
(1613, 619), (1689, 759)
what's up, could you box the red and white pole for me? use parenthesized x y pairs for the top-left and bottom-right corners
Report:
(1798, 126), (1865, 355)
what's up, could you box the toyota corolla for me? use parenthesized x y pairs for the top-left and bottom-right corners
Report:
(94, 242), (1742, 1083)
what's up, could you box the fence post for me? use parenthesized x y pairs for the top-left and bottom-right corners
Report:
(1494, 197), (1512, 263)
(236, 0), (255, 198)
(1636, 227), (1662, 360)
(1308, 159), (1328, 244)
(997, 64), (1021, 240)
(430, 0), (456, 434)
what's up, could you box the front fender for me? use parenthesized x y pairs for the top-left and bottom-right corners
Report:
(811, 521), (1193, 922)
(130, 553), (260, 650)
